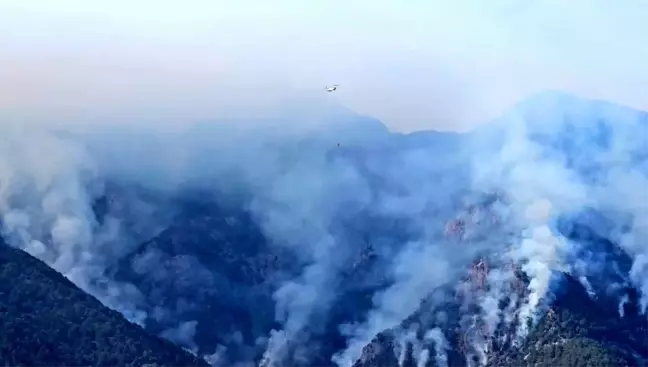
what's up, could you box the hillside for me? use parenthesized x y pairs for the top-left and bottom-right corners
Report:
(100, 186), (648, 367)
(0, 241), (209, 367)
(351, 265), (646, 367)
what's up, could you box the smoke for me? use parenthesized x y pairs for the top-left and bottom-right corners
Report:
(332, 92), (648, 367)
(0, 90), (646, 367)
(426, 328), (450, 367)
(332, 240), (460, 367)
(160, 320), (199, 354)
(0, 124), (154, 325)
(467, 92), (648, 345)
(252, 137), (373, 365)
(0, 104), (413, 364)
(0, 101), (469, 366)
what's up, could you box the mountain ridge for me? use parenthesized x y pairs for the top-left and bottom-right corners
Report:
(0, 239), (209, 366)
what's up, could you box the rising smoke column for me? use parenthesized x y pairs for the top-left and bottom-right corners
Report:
(0, 125), (99, 272)
(467, 95), (600, 344)
(250, 139), (375, 366)
(329, 136), (478, 367)
(0, 124), (151, 324)
(332, 240), (455, 367)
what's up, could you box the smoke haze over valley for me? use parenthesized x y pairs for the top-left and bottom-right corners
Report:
(0, 90), (647, 366)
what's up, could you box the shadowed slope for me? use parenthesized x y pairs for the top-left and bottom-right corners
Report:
(0, 242), (209, 367)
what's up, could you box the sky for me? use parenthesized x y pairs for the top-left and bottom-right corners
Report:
(1, 0), (648, 132)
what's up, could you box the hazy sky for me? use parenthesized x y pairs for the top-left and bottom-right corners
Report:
(2, 0), (648, 132)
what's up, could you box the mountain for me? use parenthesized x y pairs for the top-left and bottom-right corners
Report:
(351, 248), (647, 367)
(0, 240), (209, 367)
(345, 92), (648, 367)
(1, 91), (647, 367)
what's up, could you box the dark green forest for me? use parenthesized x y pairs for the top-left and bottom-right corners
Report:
(0, 243), (208, 367)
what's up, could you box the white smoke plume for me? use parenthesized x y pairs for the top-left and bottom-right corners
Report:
(0, 124), (153, 325)
(425, 328), (450, 367)
(332, 241), (457, 367)
(468, 93), (648, 346)
(160, 320), (200, 354)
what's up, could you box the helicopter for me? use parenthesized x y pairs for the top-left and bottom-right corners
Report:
(325, 84), (339, 92)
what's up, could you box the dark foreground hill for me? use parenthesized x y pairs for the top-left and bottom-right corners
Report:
(0, 241), (209, 367)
